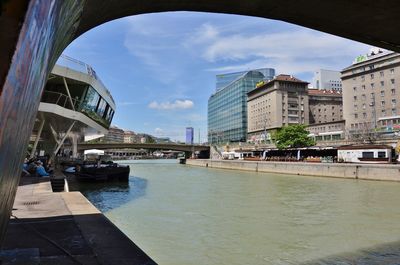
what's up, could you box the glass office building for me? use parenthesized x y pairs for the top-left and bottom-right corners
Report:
(208, 69), (274, 144)
(186, 127), (194, 144)
(215, 68), (275, 91)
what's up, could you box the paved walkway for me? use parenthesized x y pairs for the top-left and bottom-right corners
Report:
(1, 176), (156, 265)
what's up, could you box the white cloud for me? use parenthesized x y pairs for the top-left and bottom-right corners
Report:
(148, 99), (194, 110)
(186, 23), (219, 45)
(186, 22), (372, 75)
(154, 127), (164, 136)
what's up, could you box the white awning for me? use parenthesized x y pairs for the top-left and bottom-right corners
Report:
(84, 149), (104, 155)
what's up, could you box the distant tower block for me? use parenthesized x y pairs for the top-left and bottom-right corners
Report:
(186, 127), (194, 144)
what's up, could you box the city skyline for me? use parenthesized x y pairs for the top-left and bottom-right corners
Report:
(63, 11), (373, 142)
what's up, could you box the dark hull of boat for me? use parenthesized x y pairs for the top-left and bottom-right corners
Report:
(76, 165), (130, 182)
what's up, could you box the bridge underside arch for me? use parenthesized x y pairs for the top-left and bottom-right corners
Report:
(76, 1), (400, 52)
(1, 0), (400, 243)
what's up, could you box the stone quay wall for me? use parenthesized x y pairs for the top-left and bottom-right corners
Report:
(186, 159), (400, 181)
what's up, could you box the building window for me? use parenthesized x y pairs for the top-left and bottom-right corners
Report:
(362, 94), (366, 100)
(392, 109), (397, 116)
(361, 76), (365, 82)
(380, 71), (384, 77)
(381, 91), (385, 97)
(391, 69), (395, 74)
(370, 73), (374, 79)
(362, 85), (366, 90)
(391, 88), (396, 95)
(392, 99), (396, 106)
(362, 152), (374, 158)
(354, 104), (358, 111)
(378, 151), (386, 158)
(363, 113), (367, 119)
(354, 96), (357, 101)
(353, 87), (357, 91)
(382, 110), (386, 116)
(381, 81), (385, 86)
(391, 79), (395, 85)
(362, 103), (366, 109)
(354, 113), (358, 119)
(371, 83), (374, 89)
(381, 100), (385, 107)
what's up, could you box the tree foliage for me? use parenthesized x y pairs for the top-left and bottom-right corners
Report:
(274, 125), (315, 149)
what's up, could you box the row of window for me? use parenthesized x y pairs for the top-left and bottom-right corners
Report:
(81, 86), (114, 126)
(353, 89), (397, 101)
(350, 118), (400, 129)
(352, 66), (395, 76)
(309, 124), (343, 133)
(353, 79), (395, 90)
(353, 108), (397, 119)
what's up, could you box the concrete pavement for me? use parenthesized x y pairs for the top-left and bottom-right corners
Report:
(0, 176), (156, 265)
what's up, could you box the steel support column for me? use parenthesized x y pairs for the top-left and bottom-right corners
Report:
(30, 118), (46, 159)
(62, 77), (75, 111)
(53, 121), (76, 156)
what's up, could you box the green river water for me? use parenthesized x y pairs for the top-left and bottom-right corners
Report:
(74, 159), (400, 265)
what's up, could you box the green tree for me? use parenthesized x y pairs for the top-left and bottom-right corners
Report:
(274, 125), (315, 149)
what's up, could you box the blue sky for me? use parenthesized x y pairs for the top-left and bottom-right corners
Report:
(63, 12), (372, 142)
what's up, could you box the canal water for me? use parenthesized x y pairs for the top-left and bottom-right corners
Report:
(74, 160), (400, 265)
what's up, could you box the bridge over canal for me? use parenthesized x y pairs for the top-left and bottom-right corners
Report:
(78, 143), (210, 158)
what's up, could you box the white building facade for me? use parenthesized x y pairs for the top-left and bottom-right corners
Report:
(313, 69), (342, 91)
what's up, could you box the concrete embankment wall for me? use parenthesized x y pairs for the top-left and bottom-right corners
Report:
(186, 159), (400, 181)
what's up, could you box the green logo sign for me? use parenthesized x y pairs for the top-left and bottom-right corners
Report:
(355, 55), (367, 63)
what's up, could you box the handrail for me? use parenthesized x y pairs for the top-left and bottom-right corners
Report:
(40, 91), (82, 110)
(55, 55), (115, 105)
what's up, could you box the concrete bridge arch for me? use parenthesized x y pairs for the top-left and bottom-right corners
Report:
(1, 0), (400, 242)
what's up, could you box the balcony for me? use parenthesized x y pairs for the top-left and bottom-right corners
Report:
(40, 91), (111, 129)
(41, 91), (81, 110)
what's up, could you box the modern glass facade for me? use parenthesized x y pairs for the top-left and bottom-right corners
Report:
(216, 68), (275, 91)
(42, 55), (116, 129)
(208, 70), (268, 144)
(42, 82), (115, 129)
(80, 86), (115, 128)
(186, 127), (194, 144)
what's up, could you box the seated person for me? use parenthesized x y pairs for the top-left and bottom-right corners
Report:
(35, 160), (50, 177)
(27, 160), (37, 175)
(21, 158), (31, 177)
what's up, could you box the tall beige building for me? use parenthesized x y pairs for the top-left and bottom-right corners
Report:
(247, 74), (309, 142)
(308, 89), (343, 124)
(123, 130), (136, 143)
(103, 125), (124, 143)
(342, 51), (400, 138)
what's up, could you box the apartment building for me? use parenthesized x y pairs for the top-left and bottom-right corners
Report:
(341, 51), (400, 137)
(247, 74), (309, 142)
(308, 89), (343, 124)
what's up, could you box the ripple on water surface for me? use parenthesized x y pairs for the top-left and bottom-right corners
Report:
(76, 159), (400, 265)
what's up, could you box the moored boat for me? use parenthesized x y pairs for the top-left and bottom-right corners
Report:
(67, 155), (130, 182)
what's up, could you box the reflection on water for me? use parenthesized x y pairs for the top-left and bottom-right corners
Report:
(77, 159), (400, 265)
(69, 176), (147, 212)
